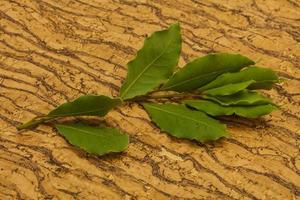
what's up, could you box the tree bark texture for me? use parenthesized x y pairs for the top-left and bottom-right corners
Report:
(0, 0), (299, 199)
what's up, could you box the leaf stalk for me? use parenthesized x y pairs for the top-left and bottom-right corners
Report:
(17, 116), (55, 130)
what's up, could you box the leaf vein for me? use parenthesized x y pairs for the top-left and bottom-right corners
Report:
(57, 125), (106, 138)
(49, 107), (109, 117)
(121, 36), (174, 98)
(146, 104), (223, 131)
(163, 68), (235, 90)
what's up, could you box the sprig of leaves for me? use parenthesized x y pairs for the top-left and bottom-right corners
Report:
(18, 23), (280, 156)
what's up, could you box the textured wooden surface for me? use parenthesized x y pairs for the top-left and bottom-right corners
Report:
(0, 0), (300, 199)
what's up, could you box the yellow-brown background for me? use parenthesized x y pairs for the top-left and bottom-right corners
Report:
(0, 0), (299, 199)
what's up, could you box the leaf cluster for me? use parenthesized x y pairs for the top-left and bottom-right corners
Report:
(18, 23), (280, 156)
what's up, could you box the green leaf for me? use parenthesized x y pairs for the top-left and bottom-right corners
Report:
(186, 99), (277, 118)
(203, 90), (274, 106)
(203, 80), (255, 96)
(161, 53), (254, 92)
(143, 103), (229, 142)
(48, 95), (120, 117)
(17, 95), (121, 130)
(55, 124), (129, 155)
(199, 66), (279, 91)
(120, 23), (182, 100)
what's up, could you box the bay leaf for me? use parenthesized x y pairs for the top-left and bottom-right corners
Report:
(186, 99), (277, 118)
(203, 80), (255, 96)
(55, 124), (129, 155)
(17, 95), (121, 130)
(161, 53), (254, 92)
(199, 66), (278, 91)
(203, 90), (274, 106)
(48, 95), (120, 117)
(143, 103), (228, 142)
(120, 23), (182, 100)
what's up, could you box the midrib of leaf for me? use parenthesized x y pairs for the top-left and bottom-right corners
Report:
(251, 80), (277, 84)
(49, 107), (110, 117)
(163, 67), (236, 90)
(57, 124), (107, 138)
(214, 76), (278, 86)
(146, 104), (223, 131)
(121, 37), (173, 99)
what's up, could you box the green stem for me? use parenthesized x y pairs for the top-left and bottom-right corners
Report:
(131, 92), (202, 101)
(17, 92), (202, 130)
(17, 116), (55, 130)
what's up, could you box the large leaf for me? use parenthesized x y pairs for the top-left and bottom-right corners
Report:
(55, 124), (129, 155)
(203, 90), (274, 106)
(143, 103), (228, 142)
(161, 53), (254, 92)
(199, 66), (279, 91)
(186, 100), (277, 118)
(203, 80), (255, 96)
(48, 95), (120, 117)
(120, 23), (182, 100)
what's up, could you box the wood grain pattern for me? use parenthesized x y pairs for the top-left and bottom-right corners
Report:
(0, 0), (299, 199)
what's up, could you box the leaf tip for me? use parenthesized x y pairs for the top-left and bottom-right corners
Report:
(171, 22), (180, 28)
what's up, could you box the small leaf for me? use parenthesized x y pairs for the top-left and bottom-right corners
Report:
(199, 66), (279, 91)
(143, 103), (228, 142)
(55, 124), (129, 155)
(161, 53), (254, 92)
(120, 23), (182, 100)
(48, 95), (120, 117)
(186, 100), (277, 118)
(203, 90), (274, 106)
(203, 80), (255, 96)
(17, 95), (121, 130)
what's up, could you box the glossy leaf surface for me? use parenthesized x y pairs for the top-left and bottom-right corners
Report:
(186, 100), (277, 118)
(203, 80), (255, 96)
(48, 95), (120, 117)
(120, 23), (182, 100)
(203, 90), (274, 106)
(143, 103), (228, 142)
(162, 53), (254, 92)
(56, 124), (129, 155)
(199, 67), (278, 91)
